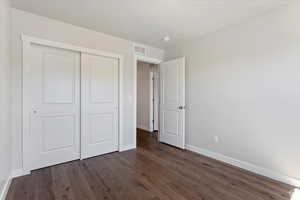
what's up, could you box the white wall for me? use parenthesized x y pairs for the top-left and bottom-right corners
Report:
(0, 0), (12, 196)
(11, 9), (164, 172)
(166, 2), (300, 184)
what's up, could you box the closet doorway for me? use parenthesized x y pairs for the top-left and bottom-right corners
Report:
(22, 36), (123, 173)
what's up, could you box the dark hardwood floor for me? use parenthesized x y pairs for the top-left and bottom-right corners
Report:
(7, 129), (296, 200)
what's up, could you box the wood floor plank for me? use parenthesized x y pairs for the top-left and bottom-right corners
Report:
(6, 174), (35, 200)
(79, 160), (117, 200)
(6, 129), (296, 200)
(65, 161), (96, 200)
(136, 144), (284, 200)
(50, 163), (77, 200)
(34, 168), (55, 200)
(123, 148), (242, 200)
(87, 155), (143, 200)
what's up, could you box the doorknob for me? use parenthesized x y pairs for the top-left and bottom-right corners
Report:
(33, 110), (38, 114)
(178, 106), (184, 110)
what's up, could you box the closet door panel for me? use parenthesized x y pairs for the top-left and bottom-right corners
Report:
(81, 53), (119, 159)
(26, 44), (80, 170)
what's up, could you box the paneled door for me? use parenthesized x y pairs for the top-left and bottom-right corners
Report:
(159, 57), (185, 149)
(81, 53), (119, 159)
(26, 44), (81, 170)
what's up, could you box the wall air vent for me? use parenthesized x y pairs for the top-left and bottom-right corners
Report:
(134, 45), (146, 56)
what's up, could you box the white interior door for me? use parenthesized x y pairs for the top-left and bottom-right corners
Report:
(27, 44), (81, 170)
(81, 53), (119, 159)
(159, 57), (185, 149)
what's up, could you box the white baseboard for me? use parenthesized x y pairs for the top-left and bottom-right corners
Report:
(0, 176), (12, 200)
(0, 169), (30, 200)
(120, 144), (136, 152)
(137, 124), (152, 132)
(11, 169), (28, 178)
(186, 144), (300, 188)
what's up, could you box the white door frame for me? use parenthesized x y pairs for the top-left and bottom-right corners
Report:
(133, 54), (162, 147)
(149, 71), (154, 132)
(22, 35), (125, 174)
(153, 70), (160, 131)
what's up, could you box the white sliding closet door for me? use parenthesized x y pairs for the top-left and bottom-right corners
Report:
(81, 53), (119, 159)
(25, 44), (81, 170)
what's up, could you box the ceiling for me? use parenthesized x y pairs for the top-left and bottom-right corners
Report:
(11, 0), (290, 48)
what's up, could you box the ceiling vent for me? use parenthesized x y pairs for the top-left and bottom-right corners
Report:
(134, 45), (146, 56)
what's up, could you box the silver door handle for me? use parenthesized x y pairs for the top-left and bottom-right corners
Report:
(178, 106), (185, 110)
